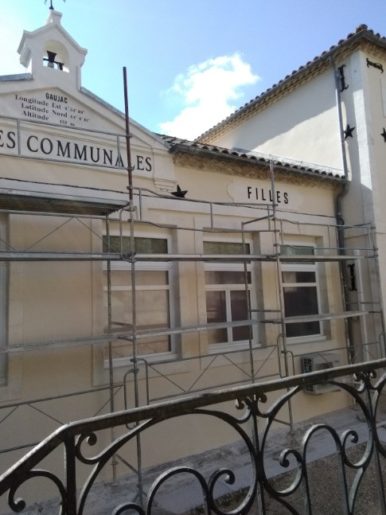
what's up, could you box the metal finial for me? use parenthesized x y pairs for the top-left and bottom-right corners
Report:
(45, 0), (66, 10)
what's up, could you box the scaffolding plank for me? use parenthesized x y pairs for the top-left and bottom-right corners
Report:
(130, 253), (368, 262)
(279, 254), (367, 262)
(134, 253), (273, 262)
(0, 178), (129, 215)
(0, 195), (128, 216)
(0, 252), (123, 261)
(263, 310), (369, 324)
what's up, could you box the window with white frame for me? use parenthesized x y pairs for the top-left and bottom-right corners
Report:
(204, 240), (253, 347)
(281, 245), (321, 338)
(103, 235), (172, 360)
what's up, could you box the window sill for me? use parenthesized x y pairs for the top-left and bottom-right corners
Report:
(286, 334), (327, 345)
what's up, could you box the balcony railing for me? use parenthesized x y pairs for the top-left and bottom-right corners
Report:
(1, 358), (386, 514)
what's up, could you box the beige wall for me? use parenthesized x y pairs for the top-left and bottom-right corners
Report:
(0, 147), (351, 481)
(206, 69), (343, 171)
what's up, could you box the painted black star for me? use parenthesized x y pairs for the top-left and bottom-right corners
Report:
(381, 128), (386, 142)
(344, 124), (355, 139)
(171, 185), (188, 198)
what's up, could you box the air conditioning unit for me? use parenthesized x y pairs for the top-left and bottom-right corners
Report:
(300, 353), (341, 394)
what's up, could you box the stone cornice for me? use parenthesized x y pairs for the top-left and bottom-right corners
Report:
(173, 151), (343, 190)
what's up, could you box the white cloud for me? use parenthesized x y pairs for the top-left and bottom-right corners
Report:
(159, 53), (259, 140)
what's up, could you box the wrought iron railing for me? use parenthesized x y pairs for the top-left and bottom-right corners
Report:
(1, 358), (386, 514)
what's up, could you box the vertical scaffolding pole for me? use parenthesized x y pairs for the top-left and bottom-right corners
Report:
(367, 224), (386, 357)
(270, 161), (294, 430)
(106, 214), (118, 480)
(123, 66), (143, 503)
(241, 227), (255, 383)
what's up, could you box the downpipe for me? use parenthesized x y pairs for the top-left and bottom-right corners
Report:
(330, 56), (355, 363)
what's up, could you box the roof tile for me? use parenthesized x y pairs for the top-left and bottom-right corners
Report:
(158, 135), (344, 182)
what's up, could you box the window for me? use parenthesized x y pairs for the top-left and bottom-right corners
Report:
(103, 236), (172, 360)
(103, 236), (167, 255)
(204, 241), (253, 347)
(42, 42), (69, 72)
(281, 245), (321, 338)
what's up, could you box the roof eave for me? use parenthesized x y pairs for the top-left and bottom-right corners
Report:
(0, 73), (33, 83)
(168, 142), (346, 184)
(197, 27), (386, 142)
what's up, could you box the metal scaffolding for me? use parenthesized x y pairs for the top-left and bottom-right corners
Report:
(0, 82), (383, 494)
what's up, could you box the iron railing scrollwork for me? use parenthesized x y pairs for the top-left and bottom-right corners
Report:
(1, 358), (386, 514)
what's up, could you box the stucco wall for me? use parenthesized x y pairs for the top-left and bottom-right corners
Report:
(208, 69), (343, 171)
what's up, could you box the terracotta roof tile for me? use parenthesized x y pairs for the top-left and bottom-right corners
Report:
(158, 135), (345, 182)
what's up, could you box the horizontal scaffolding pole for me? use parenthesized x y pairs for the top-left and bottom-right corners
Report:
(263, 310), (369, 324)
(0, 319), (259, 354)
(0, 251), (373, 262)
(1, 308), (378, 355)
(114, 318), (259, 340)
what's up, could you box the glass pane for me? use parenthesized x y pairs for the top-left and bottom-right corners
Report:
(282, 271), (316, 284)
(206, 291), (226, 323)
(231, 290), (250, 341)
(103, 235), (129, 253)
(103, 236), (167, 254)
(284, 286), (318, 316)
(205, 271), (251, 284)
(230, 290), (248, 321)
(207, 328), (228, 345)
(206, 290), (227, 344)
(286, 321), (320, 338)
(203, 241), (250, 255)
(138, 337), (170, 354)
(135, 237), (168, 254)
(109, 336), (170, 358)
(280, 245), (314, 256)
(283, 286), (320, 337)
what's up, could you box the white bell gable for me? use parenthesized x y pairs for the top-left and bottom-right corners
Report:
(17, 10), (87, 91)
(0, 10), (177, 191)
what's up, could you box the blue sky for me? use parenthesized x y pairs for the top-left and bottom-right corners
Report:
(1, 0), (386, 139)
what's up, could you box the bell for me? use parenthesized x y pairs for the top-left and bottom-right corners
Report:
(46, 51), (57, 68)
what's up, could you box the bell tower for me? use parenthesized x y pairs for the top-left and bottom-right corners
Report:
(17, 10), (87, 90)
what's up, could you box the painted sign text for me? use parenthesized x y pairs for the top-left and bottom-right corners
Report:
(247, 186), (289, 204)
(0, 128), (152, 172)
